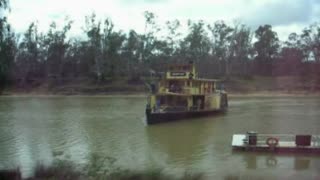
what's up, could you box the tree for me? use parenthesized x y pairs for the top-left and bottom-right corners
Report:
(105, 30), (126, 77)
(300, 23), (320, 62)
(208, 21), (234, 76)
(142, 11), (160, 62)
(123, 30), (142, 76)
(0, 0), (15, 93)
(45, 20), (72, 84)
(230, 24), (252, 76)
(182, 20), (210, 62)
(165, 20), (181, 58)
(84, 14), (104, 81)
(254, 25), (279, 75)
(84, 15), (126, 80)
(0, 0), (8, 7)
(15, 22), (40, 85)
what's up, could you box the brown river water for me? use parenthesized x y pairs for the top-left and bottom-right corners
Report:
(0, 96), (320, 179)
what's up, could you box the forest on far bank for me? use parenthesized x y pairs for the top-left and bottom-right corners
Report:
(1, 0), (320, 94)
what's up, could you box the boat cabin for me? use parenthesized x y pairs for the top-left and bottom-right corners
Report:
(148, 63), (227, 113)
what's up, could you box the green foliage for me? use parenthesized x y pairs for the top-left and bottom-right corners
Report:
(27, 156), (204, 180)
(2, 9), (320, 94)
(0, 0), (8, 8)
(33, 160), (80, 180)
(182, 20), (210, 61)
(208, 21), (233, 61)
(15, 22), (41, 84)
(44, 20), (72, 87)
(254, 25), (279, 61)
(142, 11), (160, 62)
(83, 14), (127, 80)
(208, 21), (234, 76)
(300, 23), (320, 61)
(0, 0), (15, 93)
(165, 20), (182, 57)
(253, 25), (280, 75)
(231, 24), (252, 61)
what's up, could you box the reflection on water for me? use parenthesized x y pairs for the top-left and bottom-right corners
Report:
(294, 157), (310, 170)
(145, 119), (212, 165)
(0, 96), (320, 178)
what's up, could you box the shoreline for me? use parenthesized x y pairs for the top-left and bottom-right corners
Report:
(1, 91), (320, 97)
(2, 75), (319, 97)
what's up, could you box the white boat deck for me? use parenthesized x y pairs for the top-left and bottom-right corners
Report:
(232, 134), (320, 149)
(232, 134), (246, 147)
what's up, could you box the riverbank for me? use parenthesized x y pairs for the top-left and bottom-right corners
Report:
(2, 92), (320, 99)
(2, 76), (320, 96)
(0, 160), (203, 180)
(1, 167), (203, 180)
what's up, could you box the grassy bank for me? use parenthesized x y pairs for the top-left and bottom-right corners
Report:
(27, 166), (203, 180)
(224, 76), (320, 94)
(3, 77), (147, 95)
(0, 157), (203, 180)
(2, 76), (320, 96)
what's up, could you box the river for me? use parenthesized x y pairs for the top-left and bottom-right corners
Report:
(0, 96), (319, 179)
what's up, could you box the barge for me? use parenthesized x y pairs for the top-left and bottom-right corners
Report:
(232, 132), (320, 154)
(146, 62), (228, 125)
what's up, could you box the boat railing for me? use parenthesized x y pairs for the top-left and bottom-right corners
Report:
(161, 87), (195, 95)
(168, 87), (183, 93)
(245, 133), (320, 147)
(255, 134), (295, 144)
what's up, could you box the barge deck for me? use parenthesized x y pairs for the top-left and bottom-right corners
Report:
(232, 133), (320, 154)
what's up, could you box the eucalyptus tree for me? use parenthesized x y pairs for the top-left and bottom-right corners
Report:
(165, 19), (182, 58)
(182, 20), (211, 62)
(0, 0), (8, 7)
(0, 0), (15, 93)
(229, 24), (252, 76)
(254, 25), (279, 61)
(254, 25), (279, 75)
(285, 33), (301, 48)
(84, 14), (104, 80)
(69, 39), (93, 77)
(123, 30), (143, 76)
(299, 24), (320, 83)
(15, 22), (40, 84)
(84, 14), (126, 80)
(279, 33), (304, 76)
(208, 21), (234, 76)
(300, 23), (320, 62)
(105, 30), (126, 77)
(142, 11), (160, 63)
(45, 20), (72, 83)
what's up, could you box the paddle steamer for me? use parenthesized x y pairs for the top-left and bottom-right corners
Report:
(146, 62), (228, 124)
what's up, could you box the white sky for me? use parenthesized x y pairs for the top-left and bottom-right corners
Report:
(6, 0), (320, 41)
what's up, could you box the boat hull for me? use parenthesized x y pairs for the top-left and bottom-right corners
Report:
(146, 108), (226, 125)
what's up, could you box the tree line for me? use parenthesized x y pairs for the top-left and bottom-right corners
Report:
(1, 0), (320, 93)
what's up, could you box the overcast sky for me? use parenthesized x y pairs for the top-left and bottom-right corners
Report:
(7, 0), (320, 40)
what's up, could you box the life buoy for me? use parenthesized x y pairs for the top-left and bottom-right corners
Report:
(266, 137), (279, 147)
(189, 73), (194, 80)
